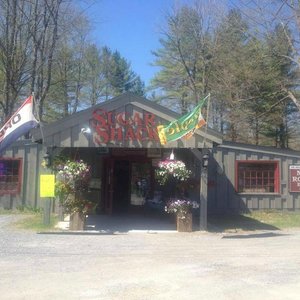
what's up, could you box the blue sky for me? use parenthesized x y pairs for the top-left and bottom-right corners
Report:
(85, 0), (178, 86)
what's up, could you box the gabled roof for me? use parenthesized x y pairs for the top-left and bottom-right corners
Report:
(32, 92), (222, 149)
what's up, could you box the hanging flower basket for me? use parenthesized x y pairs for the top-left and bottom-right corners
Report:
(155, 159), (191, 186)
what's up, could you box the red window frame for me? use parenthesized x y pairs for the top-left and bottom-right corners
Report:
(0, 158), (22, 195)
(235, 160), (280, 194)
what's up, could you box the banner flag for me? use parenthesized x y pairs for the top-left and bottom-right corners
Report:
(0, 96), (38, 154)
(157, 95), (209, 145)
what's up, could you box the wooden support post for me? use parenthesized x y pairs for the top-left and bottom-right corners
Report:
(190, 148), (209, 231)
(200, 168), (208, 231)
(58, 203), (64, 221)
(43, 198), (51, 226)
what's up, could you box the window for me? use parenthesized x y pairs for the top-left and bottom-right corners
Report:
(235, 160), (279, 194)
(0, 158), (22, 195)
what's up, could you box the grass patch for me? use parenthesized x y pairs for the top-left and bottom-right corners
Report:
(244, 210), (300, 229)
(13, 213), (59, 231)
(0, 205), (42, 215)
(208, 211), (300, 232)
(0, 207), (59, 231)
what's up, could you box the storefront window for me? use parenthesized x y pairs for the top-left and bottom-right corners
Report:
(236, 160), (279, 193)
(0, 159), (22, 195)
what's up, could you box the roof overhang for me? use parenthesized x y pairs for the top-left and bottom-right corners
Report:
(32, 93), (222, 149)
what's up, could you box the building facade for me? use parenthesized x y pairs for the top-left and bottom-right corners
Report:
(1, 93), (300, 228)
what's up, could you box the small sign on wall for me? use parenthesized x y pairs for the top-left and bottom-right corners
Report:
(40, 175), (55, 197)
(289, 165), (300, 192)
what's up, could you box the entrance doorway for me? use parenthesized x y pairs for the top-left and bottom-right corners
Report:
(113, 160), (130, 212)
(103, 158), (152, 215)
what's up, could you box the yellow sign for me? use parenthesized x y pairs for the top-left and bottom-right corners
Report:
(40, 175), (55, 197)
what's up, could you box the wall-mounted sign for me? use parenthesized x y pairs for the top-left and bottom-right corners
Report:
(289, 165), (300, 192)
(90, 109), (160, 145)
(40, 174), (55, 197)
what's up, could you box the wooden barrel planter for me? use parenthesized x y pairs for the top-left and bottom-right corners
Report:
(69, 212), (86, 231)
(176, 213), (193, 232)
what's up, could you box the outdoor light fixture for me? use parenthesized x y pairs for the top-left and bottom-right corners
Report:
(81, 127), (91, 134)
(169, 150), (175, 160)
(43, 151), (52, 168)
(202, 153), (209, 170)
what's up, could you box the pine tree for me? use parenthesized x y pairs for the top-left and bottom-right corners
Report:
(151, 5), (216, 113)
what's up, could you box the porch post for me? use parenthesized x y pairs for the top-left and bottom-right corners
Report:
(200, 150), (209, 231)
(200, 168), (208, 230)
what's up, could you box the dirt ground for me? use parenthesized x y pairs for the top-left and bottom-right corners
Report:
(0, 214), (300, 300)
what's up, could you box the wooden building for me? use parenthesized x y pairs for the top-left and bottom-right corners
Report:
(210, 142), (300, 213)
(1, 93), (300, 229)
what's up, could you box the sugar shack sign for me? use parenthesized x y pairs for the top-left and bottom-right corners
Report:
(289, 165), (300, 192)
(90, 109), (160, 145)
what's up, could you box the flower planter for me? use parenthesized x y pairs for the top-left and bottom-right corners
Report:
(69, 212), (86, 231)
(176, 213), (192, 232)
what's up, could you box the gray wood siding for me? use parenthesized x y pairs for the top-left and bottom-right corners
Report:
(0, 142), (44, 210)
(210, 144), (300, 213)
(0, 142), (105, 211)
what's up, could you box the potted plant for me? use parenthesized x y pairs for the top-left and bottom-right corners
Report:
(53, 158), (91, 230)
(165, 199), (199, 232)
(155, 158), (198, 232)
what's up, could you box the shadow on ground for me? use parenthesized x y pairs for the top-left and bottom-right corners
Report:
(84, 210), (178, 233)
(40, 212), (282, 235)
(222, 232), (287, 239)
(207, 214), (280, 233)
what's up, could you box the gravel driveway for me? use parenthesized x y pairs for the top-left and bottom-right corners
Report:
(0, 215), (300, 300)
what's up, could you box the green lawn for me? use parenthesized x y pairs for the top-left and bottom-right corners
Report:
(245, 210), (300, 229)
(13, 213), (59, 231)
(0, 208), (58, 231)
(208, 211), (300, 232)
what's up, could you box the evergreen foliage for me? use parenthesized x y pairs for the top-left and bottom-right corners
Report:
(151, 3), (300, 149)
(1, 1), (300, 149)
(0, 0), (145, 123)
